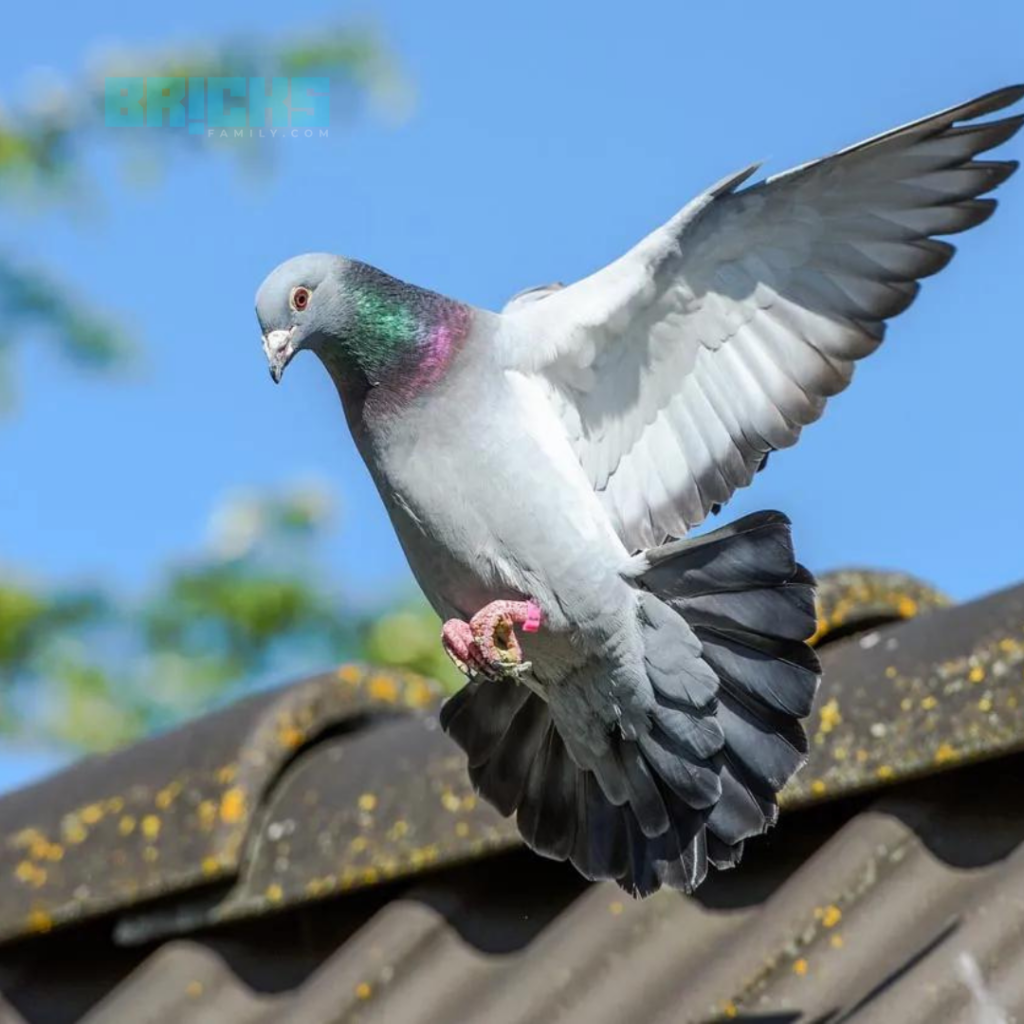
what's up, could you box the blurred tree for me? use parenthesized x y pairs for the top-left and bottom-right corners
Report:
(0, 26), (410, 411)
(2, 471), (461, 754)
(0, 28), (459, 754)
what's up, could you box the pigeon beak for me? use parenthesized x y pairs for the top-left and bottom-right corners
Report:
(263, 328), (298, 384)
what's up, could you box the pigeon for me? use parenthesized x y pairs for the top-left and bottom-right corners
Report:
(256, 86), (1022, 896)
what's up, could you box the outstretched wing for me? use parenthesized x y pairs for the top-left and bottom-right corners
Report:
(500, 86), (1023, 552)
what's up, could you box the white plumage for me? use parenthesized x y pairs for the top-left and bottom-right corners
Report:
(501, 86), (1023, 552)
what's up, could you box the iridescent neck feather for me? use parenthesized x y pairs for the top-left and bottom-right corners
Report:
(320, 261), (473, 402)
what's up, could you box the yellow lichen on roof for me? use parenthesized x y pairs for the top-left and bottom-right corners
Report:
(14, 861), (47, 888)
(402, 675), (436, 709)
(818, 700), (842, 736)
(24, 908), (53, 934)
(155, 782), (182, 810)
(219, 788), (247, 825)
(810, 570), (950, 647)
(821, 905), (842, 928)
(386, 820), (409, 841)
(80, 803), (104, 825)
(368, 673), (399, 703)
(440, 790), (462, 812)
(277, 725), (306, 749)
(60, 814), (88, 845)
(196, 801), (217, 830)
(337, 664), (364, 685)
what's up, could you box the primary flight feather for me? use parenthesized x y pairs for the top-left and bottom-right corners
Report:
(256, 85), (1022, 895)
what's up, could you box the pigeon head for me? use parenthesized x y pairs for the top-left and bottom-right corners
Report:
(257, 253), (474, 397)
(255, 253), (347, 383)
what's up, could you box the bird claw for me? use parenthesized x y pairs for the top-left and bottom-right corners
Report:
(442, 599), (542, 681)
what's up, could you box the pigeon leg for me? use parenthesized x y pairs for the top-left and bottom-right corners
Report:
(443, 601), (542, 679)
(469, 599), (542, 673)
(441, 619), (484, 676)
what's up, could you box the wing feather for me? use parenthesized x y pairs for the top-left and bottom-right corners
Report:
(500, 87), (1022, 550)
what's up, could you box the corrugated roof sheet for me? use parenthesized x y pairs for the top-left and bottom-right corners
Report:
(3, 569), (1024, 1024)
(0, 664), (444, 945)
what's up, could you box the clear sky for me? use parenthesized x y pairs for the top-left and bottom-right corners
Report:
(1, 1), (1023, 787)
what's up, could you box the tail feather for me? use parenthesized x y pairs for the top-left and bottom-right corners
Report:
(466, 688), (548, 816)
(698, 626), (819, 718)
(573, 772), (629, 880)
(650, 702), (725, 762)
(626, 789), (708, 894)
(641, 510), (801, 594)
(640, 592), (720, 708)
(707, 754), (779, 845)
(678, 578), (816, 639)
(439, 674), (530, 768)
(618, 736), (672, 839)
(717, 690), (808, 793)
(637, 723), (721, 806)
(707, 834), (744, 871)
(440, 509), (819, 897)
(518, 723), (577, 859)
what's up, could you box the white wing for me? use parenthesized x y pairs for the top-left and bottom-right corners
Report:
(500, 86), (1023, 552)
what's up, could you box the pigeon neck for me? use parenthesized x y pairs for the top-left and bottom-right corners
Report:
(323, 263), (473, 403)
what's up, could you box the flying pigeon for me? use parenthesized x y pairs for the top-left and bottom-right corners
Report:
(256, 86), (1022, 896)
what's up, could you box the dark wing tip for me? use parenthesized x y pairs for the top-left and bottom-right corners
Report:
(979, 83), (1024, 112)
(950, 84), (1024, 124)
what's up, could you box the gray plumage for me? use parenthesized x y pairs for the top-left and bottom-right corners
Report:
(256, 86), (1022, 896)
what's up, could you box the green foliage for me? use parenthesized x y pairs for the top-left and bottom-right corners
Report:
(0, 26), (408, 411)
(0, 583), (105, 678)
(1, 487), (459, 751)
(364, 604), (463, 692)
(41, 659), (146, 753)
(0, 28), (462, 758)
(0, 258), (133, 407)
(0, 27), (406, 188)
(142, 486), (358, 680)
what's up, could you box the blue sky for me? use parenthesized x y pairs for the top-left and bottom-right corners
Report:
(1, 1), (1023, 787)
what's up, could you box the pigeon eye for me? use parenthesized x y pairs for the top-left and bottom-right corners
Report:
(290, 286), (311, 312)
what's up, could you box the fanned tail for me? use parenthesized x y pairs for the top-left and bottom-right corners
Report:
(440, 510), (820, 896)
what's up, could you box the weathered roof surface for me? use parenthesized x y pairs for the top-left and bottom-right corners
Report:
(0, 665), (442, 945)
(3, 570), (1024, 1024)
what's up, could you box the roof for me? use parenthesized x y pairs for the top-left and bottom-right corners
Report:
(3, 569), (1024, 1023)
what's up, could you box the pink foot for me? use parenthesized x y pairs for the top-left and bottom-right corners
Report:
(442, 619), (488, 676)
(470, 599), (542, 667)
(442, 599), (543, 679)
